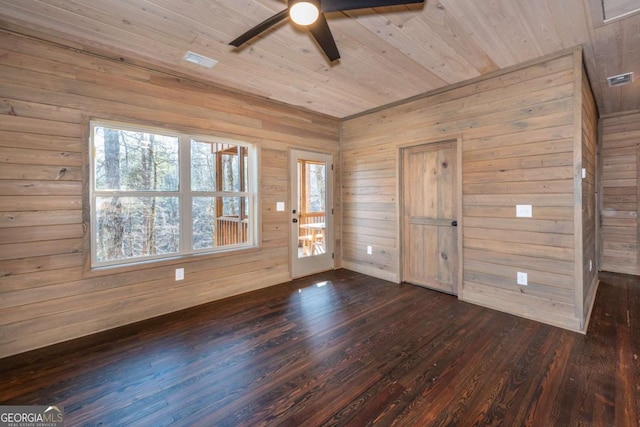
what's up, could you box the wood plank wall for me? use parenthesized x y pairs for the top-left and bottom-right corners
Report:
(600, 111), (640, 275)
(341, 48), (596, 332)
(0, 30), (340, 358)
(579, 67), (598, 324)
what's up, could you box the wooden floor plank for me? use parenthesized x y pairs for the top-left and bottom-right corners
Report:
(0, 269), (637, 426)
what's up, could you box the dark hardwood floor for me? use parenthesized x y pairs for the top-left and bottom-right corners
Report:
(0, 269), (638, 426)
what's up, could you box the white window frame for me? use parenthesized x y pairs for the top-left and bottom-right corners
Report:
(89, 120), (258, 268)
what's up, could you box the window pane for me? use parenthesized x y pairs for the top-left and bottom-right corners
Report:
(192, 196), (248, 250)
(192, 197), (215, 250)
(220, 196), (249, 246)
(190, 140), (217, 192)
(191, 140), (244, 192)
(222, 195), (243, 217)
(91, 121), (256, 268)
(221, 152), (241, 192)
(94, 126), (179, 191)
(95, 196), (179, 263)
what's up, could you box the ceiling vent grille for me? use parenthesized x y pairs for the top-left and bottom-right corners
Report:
(607, 72), (633, 87)
(183, 51), (218, 68)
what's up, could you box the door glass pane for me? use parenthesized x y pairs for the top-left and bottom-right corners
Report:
(297, 160), (326, 258)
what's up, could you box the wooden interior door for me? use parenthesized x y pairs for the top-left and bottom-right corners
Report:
(402, 141), (458, 294)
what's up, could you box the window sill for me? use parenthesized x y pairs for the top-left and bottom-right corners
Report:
(83, 245), (261, 278)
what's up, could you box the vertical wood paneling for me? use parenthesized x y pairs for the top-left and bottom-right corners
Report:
(600, 111), (640, 275)
(0, 31), (339, 358)
(342, 49), (593, 332)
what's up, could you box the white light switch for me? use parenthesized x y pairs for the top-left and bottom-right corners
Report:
(582, 168), (586, 179)
(175, 268), (184, 281)
(517, 272), (528, 286)
(516, 204), (532, 218)
(276, 202), (285, 212)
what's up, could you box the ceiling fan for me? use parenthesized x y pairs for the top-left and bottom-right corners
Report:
(229, 0), (426, 62)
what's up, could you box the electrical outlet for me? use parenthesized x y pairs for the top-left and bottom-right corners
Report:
(516, 205), (532, 218)
(175, 268), (184, 281)
(367, 245), (373, 255)
(517, 272), (528, 286)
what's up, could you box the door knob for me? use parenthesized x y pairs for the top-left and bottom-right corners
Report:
(451, 220), (458, 227)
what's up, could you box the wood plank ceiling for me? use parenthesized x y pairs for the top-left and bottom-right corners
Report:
(0, 0), (638, 119)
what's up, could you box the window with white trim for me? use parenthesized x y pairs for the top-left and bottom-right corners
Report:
(90, 121), (257, 268)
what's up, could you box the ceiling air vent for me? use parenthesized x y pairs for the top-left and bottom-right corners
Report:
(183, 51), (218, 68)
(607, 72), (633, 87)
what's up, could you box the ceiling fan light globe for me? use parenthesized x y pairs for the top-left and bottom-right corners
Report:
(290, 2), (319, 26)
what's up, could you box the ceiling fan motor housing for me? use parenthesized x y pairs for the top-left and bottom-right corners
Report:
(230, 0), (425, 62)
(289, 0), (321, 26)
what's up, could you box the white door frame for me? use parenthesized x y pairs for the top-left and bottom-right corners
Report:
(290, 149), (334, 278)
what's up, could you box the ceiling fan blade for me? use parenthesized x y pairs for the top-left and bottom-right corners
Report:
(229, 9), (290, 47)
(321, 0), (424, 13)
(308, 14), (340, 62)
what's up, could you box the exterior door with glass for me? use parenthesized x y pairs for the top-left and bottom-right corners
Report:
(290, 150), (333, 278)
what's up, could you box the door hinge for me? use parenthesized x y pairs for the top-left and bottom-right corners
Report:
(332, 208), (334, 215)
(331, 164), (334, 171)
(332, 252), (335, 259)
